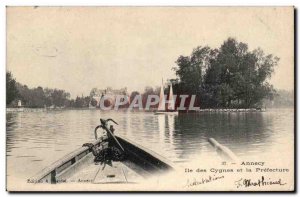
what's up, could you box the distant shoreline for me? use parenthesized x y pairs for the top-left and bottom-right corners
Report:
(6, 107), (293, 113)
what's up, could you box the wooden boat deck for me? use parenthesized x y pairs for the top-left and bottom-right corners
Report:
(67, 155), (145, 184)
(32, 135), (175, 184)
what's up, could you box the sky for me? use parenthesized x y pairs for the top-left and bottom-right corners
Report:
(7, 7), (294, 98)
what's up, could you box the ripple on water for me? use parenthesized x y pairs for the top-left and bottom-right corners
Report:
(6, 109), (294, 180)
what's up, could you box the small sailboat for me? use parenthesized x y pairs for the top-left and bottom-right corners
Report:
(154, 80), (178, 115)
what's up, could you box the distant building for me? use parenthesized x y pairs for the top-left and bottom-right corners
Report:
(90, 87), (129, 108)
(94, 87), (128, 96)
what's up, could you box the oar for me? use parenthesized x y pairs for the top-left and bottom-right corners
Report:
(103, 125), (124, 152)
(101, 119), (125, 152)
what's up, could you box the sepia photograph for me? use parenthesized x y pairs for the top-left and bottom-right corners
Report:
(6, 6), (294, 191)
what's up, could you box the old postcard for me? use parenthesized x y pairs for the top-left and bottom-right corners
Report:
(6, 7), (294, 191)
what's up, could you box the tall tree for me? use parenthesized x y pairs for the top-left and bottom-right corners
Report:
(173, 46), (212, 95)
(172, 38), (279, 109)
(6, 72), (18, 105)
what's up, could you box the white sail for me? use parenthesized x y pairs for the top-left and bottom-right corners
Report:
(168, 84), (175, 111)
(157, 82), (165, 111)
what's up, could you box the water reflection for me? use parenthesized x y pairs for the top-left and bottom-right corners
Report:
(158, 115), (165, 143)
(6, 109), (294, 180)
(167, 115), (175, 145)
(170, 112), (269, 157)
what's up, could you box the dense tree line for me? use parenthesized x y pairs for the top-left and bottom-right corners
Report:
(6, 72), (18, 105)
(6, 72), (161, 109)
(15, 84), (71, 108)
(171, 38), (279, 108)
(6, 72), (92, 108)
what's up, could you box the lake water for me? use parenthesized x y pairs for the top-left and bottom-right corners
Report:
(6, 108), (294, 181)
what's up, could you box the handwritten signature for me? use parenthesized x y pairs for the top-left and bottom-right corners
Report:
(185, 175), (225, 187)
(235, 176), (286, 188)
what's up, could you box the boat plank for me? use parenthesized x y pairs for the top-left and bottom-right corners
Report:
(121, 163), (144, 183)
(93, 162), (127, 184)
(68, 162), (101, 182)
(31, 135), (174, 184)
(32, 136), (107, 181)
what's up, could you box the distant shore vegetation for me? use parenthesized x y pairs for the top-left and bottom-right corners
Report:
(6, 38), (293, 109)
(170, 38), (281, 109)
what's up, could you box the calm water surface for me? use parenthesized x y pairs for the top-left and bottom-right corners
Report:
(6, 108), (294, 180)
